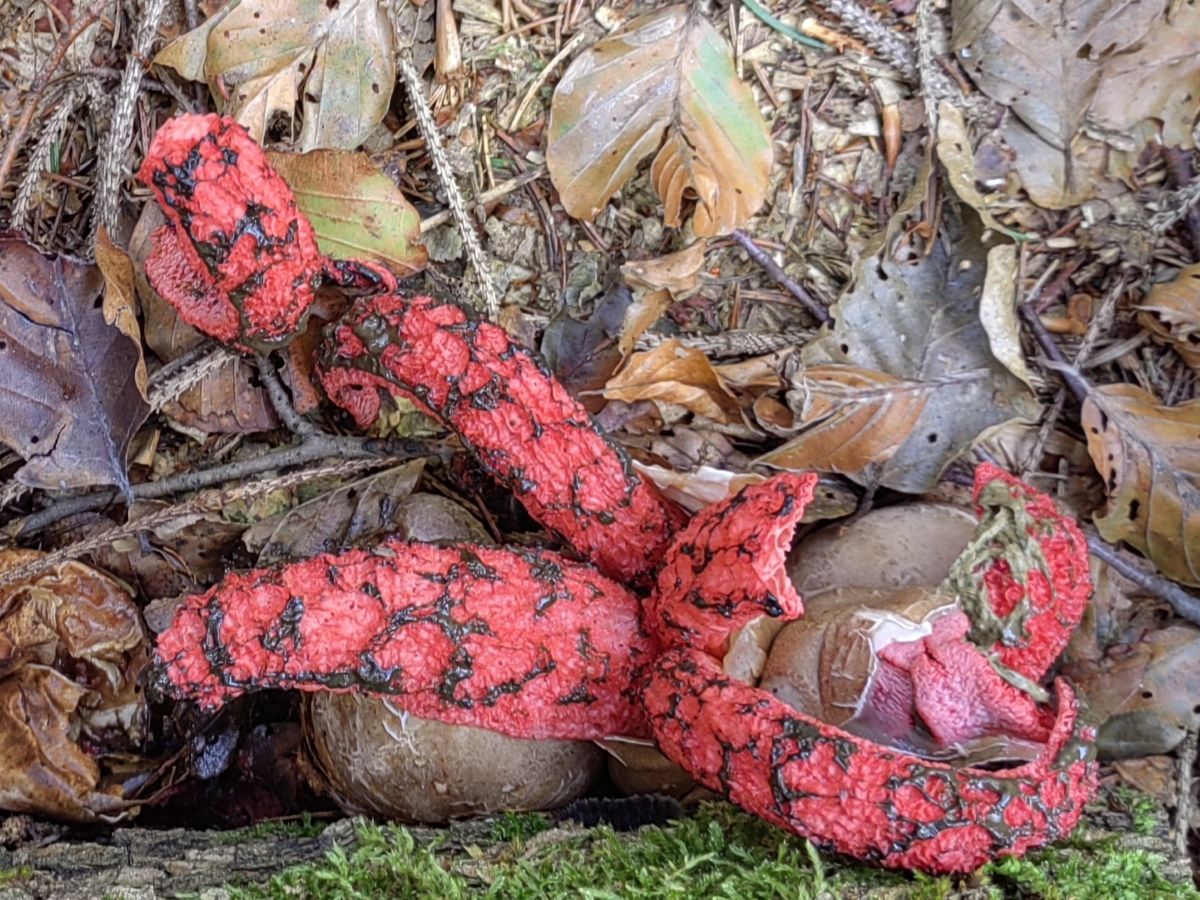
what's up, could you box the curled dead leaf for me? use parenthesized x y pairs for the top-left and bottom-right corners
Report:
(547, 4), (771, 236)
(156, 0), (394, 150)
(602, 339), (743, 424)
(1139, 264), (1200, 370)
(0, 550), (149, 821)
(621, 241), (707, 297)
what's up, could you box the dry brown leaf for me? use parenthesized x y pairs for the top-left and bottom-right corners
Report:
(1139, 263), (1200, 370)
(602, 339), (743, 424)
(94, 228), (149, 401)
(800, 207), (1037, 492)
(547, 4), (771, 236)
(617, 289), (673, 357)
(1071, 624), (1200, 758)
(156, 0), (394, 150)
(1082, 383), (1200, 586)
(161, 356), (281, 435)
(1090, 1), (1200, 149)
(621, 241), (707, 296)
(0, 236), (149, 493)
(755, 364), (934, 475)
(953, 0), (1160, 152)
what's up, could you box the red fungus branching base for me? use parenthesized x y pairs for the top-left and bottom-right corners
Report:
(644, 473), (816, 657)
(154, 538), (653, 741)
(137, 115), (325, 351)
(139, 115), (1100, 875)
(316, 293), (685, 584)
(642, 468), (1098, 874)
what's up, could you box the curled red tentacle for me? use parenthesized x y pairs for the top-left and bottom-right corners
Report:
(154, 538), (653, 741)
(646, 472), (817, 656)
(645, 648), (1096, 874)
(136, 114), (324, 351)
(316, 294), (686, 583)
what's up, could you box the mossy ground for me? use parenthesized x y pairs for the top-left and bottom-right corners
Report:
(217, 789), (1196, 900)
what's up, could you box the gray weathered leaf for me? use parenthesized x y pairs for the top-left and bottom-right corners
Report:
(801, 208), (1038, 493)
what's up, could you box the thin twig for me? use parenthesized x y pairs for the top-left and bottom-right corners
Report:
(0, 458), (426, 588)
(10, 436), (444, 538)
(508, 30), (588, 131)
(1085, 531), (1200, 626)
(0, 0), (112, 196)
(1018, 303), (1091, 403)
(419, 167), (547, 232)
(730, 230), (831, 324)
(255, 354), (317, 437)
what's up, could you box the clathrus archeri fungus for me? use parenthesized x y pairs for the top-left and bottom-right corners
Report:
(146, 114), (1097, 874)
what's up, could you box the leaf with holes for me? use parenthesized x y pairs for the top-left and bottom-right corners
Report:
(800, 207), (1037, 493)
(1082, 383), (1200, 586)
(267, 149), (427, 278)
(155, 0), (394, 151)
(546, 4), (771, 236)
(755, 364), (935, 476)
(0, 237), (149, 494)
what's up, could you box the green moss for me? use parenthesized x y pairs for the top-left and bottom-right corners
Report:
(218, 800), (1194, 900)
(0, 866), (31, 886)
(982, 843), (1194, 900)
(1109, 784), (1161, 836)
(213, 813), (327, 844)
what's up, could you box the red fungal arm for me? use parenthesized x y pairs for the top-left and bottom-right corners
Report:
(137, 114), (323, 350)
(317, 294), (685, 583)
(645, 473), (817, 657)
(956, 463), (1092, 682)
(645, 648), (1097, 874)
(154, 539), (653, 741)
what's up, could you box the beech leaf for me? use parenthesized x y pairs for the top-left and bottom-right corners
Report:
(756, 364), (936, 475)
(267, 149), (427, 278)
(0, 237), (149, 494)
(547, 4), (771, 236)
(603, 338), (743, 424)
(1081, 383), (1200, 586)
(155, 0), (394, 151)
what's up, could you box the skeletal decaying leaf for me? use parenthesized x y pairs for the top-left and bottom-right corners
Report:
(0, 236), (149, 493)
(546, 4), (771, 236)
(798, 209), (1038, 493)
(1139, 263), (1200, 371)
(267, 150), (428, 278)
(0, 550), (149, 822)
(1082, 384), (1200, 587)
(756, 364), (936, 476)
(155, 0), (394, 151)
